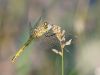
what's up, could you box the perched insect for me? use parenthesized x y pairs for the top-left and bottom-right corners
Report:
(32, 22), (52, 38)
(12, 18), (53, 63)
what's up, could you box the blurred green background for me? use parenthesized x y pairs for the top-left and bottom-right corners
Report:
(0, 0), (100, 75)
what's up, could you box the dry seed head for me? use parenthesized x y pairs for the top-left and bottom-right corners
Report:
(52, 25), (72, 47)
(52, 25), (66, 44)
(52, 49), (59, 54)
(52, 25), (64, 41)
(51, 24), (72, 56)
(52, 49), (62, 56)
(66, 39), (72, 46)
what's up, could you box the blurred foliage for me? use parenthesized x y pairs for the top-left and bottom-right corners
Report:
(0, 0), (100, 75)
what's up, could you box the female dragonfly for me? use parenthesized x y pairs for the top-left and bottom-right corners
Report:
(12, 17), (53, 63)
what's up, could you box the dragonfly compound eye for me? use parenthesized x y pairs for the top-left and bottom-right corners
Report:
(44, 22), (48, 29)
(44, 22), (52, 30)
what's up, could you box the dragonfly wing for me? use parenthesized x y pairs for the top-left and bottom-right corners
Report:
(29, 22), (33, 36)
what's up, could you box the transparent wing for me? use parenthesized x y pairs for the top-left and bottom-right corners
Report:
(30, 8), (47, 31)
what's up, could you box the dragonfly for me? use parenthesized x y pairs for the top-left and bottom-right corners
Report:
(12, 16), (53, 63)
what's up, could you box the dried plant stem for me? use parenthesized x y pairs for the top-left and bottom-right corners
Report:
(61, 47), (64, 75)
(59, 41), (64, 75)
(52, 24), (66, 75)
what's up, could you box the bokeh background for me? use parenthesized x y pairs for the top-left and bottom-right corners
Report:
(0, 0), (100, 75)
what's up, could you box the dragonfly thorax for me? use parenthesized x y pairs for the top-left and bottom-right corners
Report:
(32, 22), (52, 38)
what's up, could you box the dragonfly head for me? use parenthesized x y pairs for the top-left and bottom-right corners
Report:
(43, 22), (53, 31)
